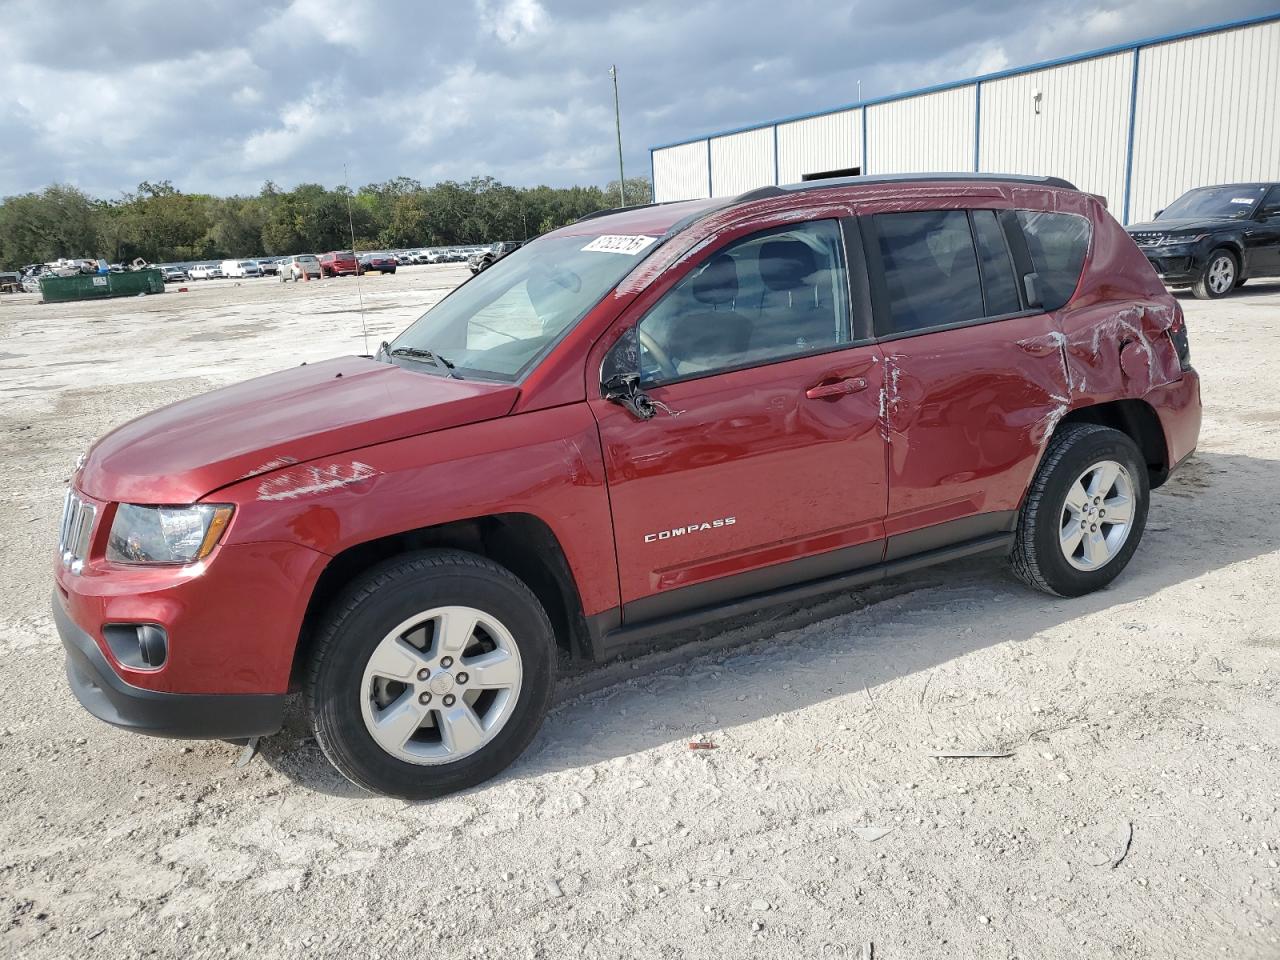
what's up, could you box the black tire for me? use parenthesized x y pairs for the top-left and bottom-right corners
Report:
(1010, 423), (1149, 597)
(305, 549), (556, 800)
(1191, 248), (1238, 300)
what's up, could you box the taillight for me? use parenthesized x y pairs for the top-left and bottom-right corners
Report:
(1168, 310), (1192, 370)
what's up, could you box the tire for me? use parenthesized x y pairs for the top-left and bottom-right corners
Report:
(1192, 248), (1237, 300)
(305, 549), (556, 799)
(1235, 276), (1247, 289)
(1010, 423), (1149, 597)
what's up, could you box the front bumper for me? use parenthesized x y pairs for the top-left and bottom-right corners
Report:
(55, 592), (284, 740)
(1138, 246), (1210, 285)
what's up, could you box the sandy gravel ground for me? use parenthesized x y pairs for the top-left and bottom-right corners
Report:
(0, 268), (1277, 960)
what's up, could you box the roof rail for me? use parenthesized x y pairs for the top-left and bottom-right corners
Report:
(734, 172), (1078, 204)
(573, 201), (665, 224)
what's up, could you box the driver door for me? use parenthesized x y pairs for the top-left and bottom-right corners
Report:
(1245, 186), (1280, 276)
(588, 216), (888, 623)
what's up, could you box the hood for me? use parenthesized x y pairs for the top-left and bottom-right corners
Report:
(1126, 217), (1245, 233)
(78, 356), (519, 504)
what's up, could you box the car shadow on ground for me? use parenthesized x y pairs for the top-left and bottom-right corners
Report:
(1172, 282), (1280, 301)
(257, 449), (1279, 799)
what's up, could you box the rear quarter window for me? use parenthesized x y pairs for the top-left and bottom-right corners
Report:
(1015, 210), (1091, 311)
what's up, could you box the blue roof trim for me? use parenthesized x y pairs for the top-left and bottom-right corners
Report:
(649, 11), (1280, 152)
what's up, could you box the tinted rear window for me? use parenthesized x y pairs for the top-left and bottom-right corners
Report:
(874, 210), (984, 334)
(1015, 210), (1091, 311)
(971, 211), (1022, 316)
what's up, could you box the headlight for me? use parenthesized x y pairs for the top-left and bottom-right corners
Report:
(107, 504), (234, 564)
(1162, 234), (1207, 245)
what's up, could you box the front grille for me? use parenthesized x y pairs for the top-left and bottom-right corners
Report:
(1131, 232), (1164, 247)
(58, 491), (96, 573)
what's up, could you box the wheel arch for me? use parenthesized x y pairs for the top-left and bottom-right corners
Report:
(1057, 398), (1170, 487)
(290, 512), (590, 688)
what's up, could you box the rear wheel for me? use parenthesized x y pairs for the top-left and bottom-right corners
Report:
(1011, 423), (1149, 597)
(1192, 249), (1237, 299)
(306, 550), (556, 799)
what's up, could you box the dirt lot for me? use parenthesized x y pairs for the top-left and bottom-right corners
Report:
(1, 268), (1277, 959)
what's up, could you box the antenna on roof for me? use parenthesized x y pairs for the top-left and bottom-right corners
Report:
(344, 162), (370, 356)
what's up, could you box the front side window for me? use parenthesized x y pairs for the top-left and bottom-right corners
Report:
(873, 210), (985, 334)
(1016, 210), (1091, 312)
(390, 234), (657, 382)
(635, 219), (850, 385)
(1258, 185), (1280, 219)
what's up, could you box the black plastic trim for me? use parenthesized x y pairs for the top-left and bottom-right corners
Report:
(885, 511), (1017, 561)
(55, 594), (284, 741)
(588, 518), (1015, 662)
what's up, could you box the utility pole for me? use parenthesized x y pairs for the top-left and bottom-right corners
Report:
(610, 65), (625, 206)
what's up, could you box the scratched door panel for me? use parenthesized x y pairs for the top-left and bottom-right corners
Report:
(881, 313), (1071, 538)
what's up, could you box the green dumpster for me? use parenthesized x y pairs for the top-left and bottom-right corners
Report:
(39, 269), (164, 304)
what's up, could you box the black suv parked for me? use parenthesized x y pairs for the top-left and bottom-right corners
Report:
(1126, 182), (1280, 299)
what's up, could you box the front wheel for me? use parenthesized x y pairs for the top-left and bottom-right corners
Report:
(306, 550), (556, 799)
(1010, 423), (1149, 597)
(1192, 249), (1237, 300)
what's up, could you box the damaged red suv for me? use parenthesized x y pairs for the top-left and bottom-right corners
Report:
(55, 174), (1200, 798)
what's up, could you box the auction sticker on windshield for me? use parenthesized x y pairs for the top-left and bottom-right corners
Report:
(581, 235), (658, 255)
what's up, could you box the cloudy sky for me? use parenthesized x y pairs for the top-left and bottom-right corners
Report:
(0, 0), (1272, 198)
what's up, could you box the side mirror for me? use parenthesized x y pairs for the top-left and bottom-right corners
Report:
(1023, 272), (1043, 309)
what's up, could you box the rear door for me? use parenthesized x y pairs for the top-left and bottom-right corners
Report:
(859, 201), (1075, 556)
(589, 213), (888, 622)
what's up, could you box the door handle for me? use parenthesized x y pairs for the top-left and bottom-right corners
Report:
(805, 376), (867, 400)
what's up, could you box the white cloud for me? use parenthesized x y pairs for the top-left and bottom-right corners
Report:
(475, 0), (548, 46)
(242, 88), (349, 168)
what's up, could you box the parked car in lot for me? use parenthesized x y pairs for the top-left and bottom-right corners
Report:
(468, 240), (523, 274)
(1125, 182), (1280, 299)
(256, 258), (280, 276)
(222, 259), (262, 279)
(188, 263), (223, 280)
(52, 173), (1200, 799)
(360, 253), (398, 275)
(160, 266), (189, 283)
(319, 250), (362, 277)
(278, 255), (322, 282)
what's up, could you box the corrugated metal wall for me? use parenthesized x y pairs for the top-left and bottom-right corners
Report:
(652, 140), (709, 202)
(979, 52), (1133, 211)
(776, 109), (862, 183)
(709, 127), (775, 197)
(651, 17), (1280, 223)
(1129, 19), (1280, 223)
(866, 85), (976, 174)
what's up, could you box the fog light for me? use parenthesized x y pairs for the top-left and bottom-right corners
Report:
(103, 623), (168, 669)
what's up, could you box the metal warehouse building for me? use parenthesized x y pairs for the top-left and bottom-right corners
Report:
(649, 13), (1280, 224)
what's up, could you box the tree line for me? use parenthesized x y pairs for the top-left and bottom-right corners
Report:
(0, 175), (653, 269)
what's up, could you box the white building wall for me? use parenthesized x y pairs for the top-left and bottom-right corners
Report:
(1129, 20), (1280, 223)
(709, 127), (775, 197)
(776, 109), (862, 184)
(979, 52), (1133, 212)
(652, 141), (710, 202)
(866, 85), (976, 175)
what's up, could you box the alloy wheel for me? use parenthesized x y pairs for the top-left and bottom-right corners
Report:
(1059, 459), (1136, 571)
(359, 606), (523, 765)
(1207, 255), (1235, 295)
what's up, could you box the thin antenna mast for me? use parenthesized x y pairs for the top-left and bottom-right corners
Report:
(344, 162), (370, 356)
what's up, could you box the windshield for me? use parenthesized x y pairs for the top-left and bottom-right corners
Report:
(1159, 185), (1265, 221)
(388, 233), (657, 382)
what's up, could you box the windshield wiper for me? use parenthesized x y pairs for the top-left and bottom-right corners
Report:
(387, 344), (462, 378)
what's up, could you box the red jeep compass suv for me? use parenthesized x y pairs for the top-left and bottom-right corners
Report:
(54, 174), (1201, 798)
(319, 250), (361, 277)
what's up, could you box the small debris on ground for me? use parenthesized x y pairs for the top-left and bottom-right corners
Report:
(851, 827), (893, 842)
(688, 739), (717, 750)
(928, 749), (1014, 758)
(545, 878), (564, 899)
